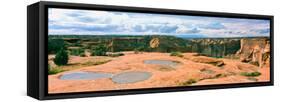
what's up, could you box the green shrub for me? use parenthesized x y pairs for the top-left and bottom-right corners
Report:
(240, 72), (261, 77)
(48, 64), (64, 75)
(170, 52), (184, 57)
(91, 45), (107, 56)
(134, 48), (140, 54)
(48, 67), (64, 75)
(54, 48), (69, 66)
(134, 46), (145, 54)
(70, 48), (84, 56)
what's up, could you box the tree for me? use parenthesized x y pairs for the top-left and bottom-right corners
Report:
(54, 48), (69, 66)
(48, 39), (65, 54)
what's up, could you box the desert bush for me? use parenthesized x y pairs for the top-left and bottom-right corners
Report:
(91, 45), (107, 56)
(48, 64), (64, 75)
(48, 68), (64, 75)
(170, 52), (184, 57)
(54, 48), (69, 66)
(240, 72), (261, 77)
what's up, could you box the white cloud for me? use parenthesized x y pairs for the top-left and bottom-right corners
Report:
(48, 8), (270, 37)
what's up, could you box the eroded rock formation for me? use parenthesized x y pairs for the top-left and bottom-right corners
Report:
(189, 38), (240, 58)
(236, 38), (270, 68)
(150, 38), (160, 48)
(190, 56), (225, 67)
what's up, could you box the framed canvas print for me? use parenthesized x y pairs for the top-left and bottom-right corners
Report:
(27, 1), (274, 100)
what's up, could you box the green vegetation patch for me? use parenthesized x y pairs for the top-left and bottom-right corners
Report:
(91, 45), (107, 56)
(81, 60), (111, 66)
(170, 51), (184, 57)
(48, 65), (65, 75)
(240, 71), (261, 77)
(54, 48), (69, 66)
(48, 68), (65, 75)
(69, 48), (85, 56)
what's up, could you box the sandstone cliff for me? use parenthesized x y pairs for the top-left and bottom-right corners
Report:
(150, 38), (160, 48)
(189, 38), (240, 58)
(236, 38), (270, 68)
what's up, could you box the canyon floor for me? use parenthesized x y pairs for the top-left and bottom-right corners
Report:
(48, 52), (270, 94)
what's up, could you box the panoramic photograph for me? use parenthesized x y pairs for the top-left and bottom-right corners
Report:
(48, 8), (271, 94)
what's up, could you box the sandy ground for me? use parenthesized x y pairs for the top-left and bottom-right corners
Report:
(48, 52), (270, 94)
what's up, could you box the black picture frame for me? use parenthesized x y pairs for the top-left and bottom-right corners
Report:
(27, 1), (274, 100)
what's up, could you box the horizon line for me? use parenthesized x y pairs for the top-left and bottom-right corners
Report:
(48, 34), (269, 38)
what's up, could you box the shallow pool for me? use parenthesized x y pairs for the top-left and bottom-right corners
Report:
(144, 60), (180, 68)
(60, 71), (113, 80)
(111, 71), (152, 84)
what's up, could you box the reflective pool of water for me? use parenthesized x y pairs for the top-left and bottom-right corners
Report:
(144, 60), (180, 68)
(111, 71), (152, 84)
(60, 71), (113, 80)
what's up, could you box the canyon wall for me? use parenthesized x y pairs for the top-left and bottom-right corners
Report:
(188, 38), (241, 58)
(236, 38), (270, 68)
(51, 35), (270, 68)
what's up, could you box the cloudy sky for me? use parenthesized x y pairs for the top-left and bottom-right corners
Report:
(48, 8), (270, 38)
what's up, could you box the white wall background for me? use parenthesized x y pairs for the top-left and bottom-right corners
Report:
(0, 0), (279, 101)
